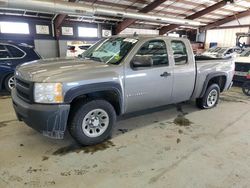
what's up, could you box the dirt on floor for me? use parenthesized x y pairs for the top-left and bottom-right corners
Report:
(0, 87), (250, 188)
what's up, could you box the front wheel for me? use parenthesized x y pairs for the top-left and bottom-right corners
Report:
(196, 84), (220, 109)
(4, 74), (15, 92)
(242, 81), (250, 96)
(69, 100), (116, 146)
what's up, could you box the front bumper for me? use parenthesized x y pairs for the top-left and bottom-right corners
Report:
(12, 89), (70, 139)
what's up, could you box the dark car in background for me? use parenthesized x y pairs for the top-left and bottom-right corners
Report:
(0, 42), (41, 92)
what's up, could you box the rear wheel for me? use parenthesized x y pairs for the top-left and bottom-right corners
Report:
(242, 81), (250, 96)
(69, 100), (116, 146)
(4, 74), (15, 92)
(196, 84), (220, 109)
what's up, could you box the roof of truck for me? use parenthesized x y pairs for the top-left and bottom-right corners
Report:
(110, 35), (187, 41)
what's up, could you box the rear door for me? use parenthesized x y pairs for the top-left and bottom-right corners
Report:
(169, 39), (196, 103)
(124, 39), (174, 113)
(5, 44), (26, 66)
(0, 44), (12, 64)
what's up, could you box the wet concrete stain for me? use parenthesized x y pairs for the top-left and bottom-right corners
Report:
(61, 169), (88, 176)
(53, 140), (115, 156)
(174, 115), (192, 126)
(118, 129), (129, 134)
(0, 119), (17, 128)
(0, 95), (11, 100)
(60, 171), (71, 176)
(26, 167), (44, 173)
(178, 129), (183, 134)
(20, 144), (24, 147)
(174, 104), (192, 126)
(44, 181), (56, 186)
(176, 138), (181, 144)
(42, 156), (49, 161)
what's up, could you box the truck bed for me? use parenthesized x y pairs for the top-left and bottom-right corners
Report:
(191, 56), (235, 99)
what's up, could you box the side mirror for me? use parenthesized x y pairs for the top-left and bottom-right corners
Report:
(131, 56), (153, 68)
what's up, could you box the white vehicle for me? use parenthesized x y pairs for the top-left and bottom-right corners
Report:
(234, 48), (250, 82)
(202, 47), (241, 59)
(67, 44), (92, 57)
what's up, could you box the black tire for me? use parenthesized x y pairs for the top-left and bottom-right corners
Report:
(196, 84), (220, 109)
(69, 99), (116, 146)
(4, 74), (15, 93)
(242, 81), (250, 96)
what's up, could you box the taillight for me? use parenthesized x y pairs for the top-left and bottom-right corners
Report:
(247, 71), (250, 79)
(68, 46), (76, 53)
(70, 49), (77, 53)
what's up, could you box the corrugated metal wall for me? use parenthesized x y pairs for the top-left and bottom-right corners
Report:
(205, 27), (249, 48)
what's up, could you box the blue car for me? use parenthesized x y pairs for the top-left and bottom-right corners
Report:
(0, 42), (41, 92)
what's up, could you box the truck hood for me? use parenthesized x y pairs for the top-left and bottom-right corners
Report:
(16, 58), (113, 82)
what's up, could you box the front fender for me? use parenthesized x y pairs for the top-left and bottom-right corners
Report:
(64, 82), (124, 113)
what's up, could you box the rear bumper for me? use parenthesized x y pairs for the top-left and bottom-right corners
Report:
(12, 89), (70, 139)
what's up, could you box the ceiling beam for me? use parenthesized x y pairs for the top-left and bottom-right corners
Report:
(115, 0), (167, 34)
(54, 0), (77, 38)
(54, 14), (67, 30)
(200, 9), (250, 32)
(159, 0), (228, 35)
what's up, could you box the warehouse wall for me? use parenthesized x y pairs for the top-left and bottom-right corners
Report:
(58, 40), (67, 58)
(219, 16), (250, 27)
(0, 15), (113, 58)
(34, 40), (58, 58)
(205, 27), (249, 49)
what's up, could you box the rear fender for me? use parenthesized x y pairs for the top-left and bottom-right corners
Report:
(199, 72), (227, 98)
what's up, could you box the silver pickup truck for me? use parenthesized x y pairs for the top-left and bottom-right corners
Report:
(12, 36), (234, 145)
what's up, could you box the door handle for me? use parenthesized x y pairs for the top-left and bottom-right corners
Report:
(160, 72), (171, 77)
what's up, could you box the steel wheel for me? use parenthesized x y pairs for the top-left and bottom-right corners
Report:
(8, 76), (15, 90)
(82, 109), (109, 138)
(242, 82), (250, 96)
(206, 89), (218, 107)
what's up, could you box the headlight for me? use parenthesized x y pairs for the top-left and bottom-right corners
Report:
(34, 83), (63, 103)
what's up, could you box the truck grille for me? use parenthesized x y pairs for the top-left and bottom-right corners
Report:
(15, 78), (34, 103)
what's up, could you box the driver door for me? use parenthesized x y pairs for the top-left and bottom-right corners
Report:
(124, 39), (174, 113)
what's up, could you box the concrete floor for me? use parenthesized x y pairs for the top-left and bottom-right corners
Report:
(0, 87), (250, 188)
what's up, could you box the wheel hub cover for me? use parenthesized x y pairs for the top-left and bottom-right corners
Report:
(92, 118), (100, 127)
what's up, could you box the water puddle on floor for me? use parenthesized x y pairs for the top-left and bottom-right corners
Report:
(0, 119), (17, 128)
(53, 140), (115, 156)
(174, 104), (192, 126)
(174, 114), (192, 126)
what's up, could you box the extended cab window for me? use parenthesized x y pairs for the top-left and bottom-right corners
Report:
(6, 45), (25, 58)
(0, 45), (11, 59)
(171, 41), (188, 65)
(135, 40), (168, 67)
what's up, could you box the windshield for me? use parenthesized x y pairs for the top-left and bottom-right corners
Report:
(81, 37), (138, 64)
